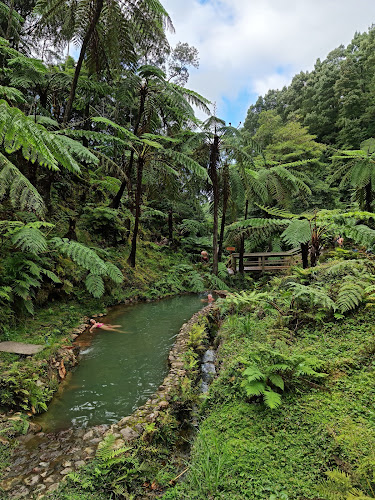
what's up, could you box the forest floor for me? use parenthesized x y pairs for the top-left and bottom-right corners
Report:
(167, 289), (375, 499)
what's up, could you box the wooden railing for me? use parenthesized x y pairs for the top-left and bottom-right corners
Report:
(230, 248), (301, 273)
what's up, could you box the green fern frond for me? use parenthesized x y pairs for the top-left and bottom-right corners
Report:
(281, 219), (311, 246)
(0, 156), (45, 215)
(336, 281), (365, 313)
(104, 262), (123, 284)
(11, 226), (48, 254)
(85, 273), (105, 298)
(263, 389), (282, 409)
(50, 238), (108, 275)
(287, 283), (336, 312)
(0, 86), (26, 103)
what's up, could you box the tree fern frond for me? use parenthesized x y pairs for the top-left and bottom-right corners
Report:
(85, 273), (105, 298)
(50, 238), (108, 275)
(281, 219), (311, 246)
(263, 389), (282, 409)
(104, 262), (123, 284)
(287, 283), (336, 312)
(11, 226), (48, 254)
(0, 156), (45, 215)
(0, 86), (26, 103)
(336, 281), (365, 313)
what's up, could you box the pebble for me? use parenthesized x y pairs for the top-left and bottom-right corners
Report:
(24, 475), (40, 486)
(60, 468), (73, 475)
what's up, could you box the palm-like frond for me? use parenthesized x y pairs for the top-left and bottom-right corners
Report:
(0, 155), (45, 215)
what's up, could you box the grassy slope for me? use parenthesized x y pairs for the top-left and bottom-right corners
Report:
(169, 304), (375, 499)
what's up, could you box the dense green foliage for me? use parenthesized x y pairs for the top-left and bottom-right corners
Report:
(1, 2), (375, 499)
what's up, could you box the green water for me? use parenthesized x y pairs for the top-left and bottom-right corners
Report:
(36, 295), (204, 432)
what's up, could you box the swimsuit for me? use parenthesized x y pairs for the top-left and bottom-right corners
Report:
(97, 323), (104, 328)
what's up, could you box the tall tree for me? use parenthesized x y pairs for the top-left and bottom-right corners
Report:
(34, 0), (173, 124)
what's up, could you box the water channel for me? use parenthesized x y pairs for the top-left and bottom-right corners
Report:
(36, 294), (204, 432)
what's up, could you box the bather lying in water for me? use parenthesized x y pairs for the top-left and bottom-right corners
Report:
(89, 319), (124, 333)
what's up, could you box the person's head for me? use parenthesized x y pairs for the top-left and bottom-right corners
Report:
(89, 319), (95, 325)
(207, 294), (213, 301)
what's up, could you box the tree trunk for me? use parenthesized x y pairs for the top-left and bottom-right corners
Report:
(111, 88), (147, 209)
(128, 156), (144, 267)
(301, 242), (309, 269)
(5, 0), (15, 41)
(111, 151), (134, 209)
(168, 209), (173, 244)
(218, 162), (229, 262)
(310, 220), (320, 267)
(365, 181), (372, 212)
(210, 135), (220, 275)
(63, 0), (104, 125)
(64, 218), (77, 240)
(239, 200), (249, 275)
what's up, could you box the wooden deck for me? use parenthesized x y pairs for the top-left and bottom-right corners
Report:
(230, 248), (301, 273)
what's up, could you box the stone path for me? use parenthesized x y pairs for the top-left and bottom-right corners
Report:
(1, 424), (109, 498)
(0, 342), (45, 355)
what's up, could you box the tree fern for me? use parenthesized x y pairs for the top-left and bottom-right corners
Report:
(287, 282), (336, 312)
(281, 219), (311, 246)
(50, 238), (108, 275)
(85, 273), (105, 298)
(336, 279), (365, 313)
(10, 222), (52, 254)
(0, 156), (45, 215)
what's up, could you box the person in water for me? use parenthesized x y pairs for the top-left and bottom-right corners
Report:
(89, 319), (123, 333)
(201, 294), (215, 303)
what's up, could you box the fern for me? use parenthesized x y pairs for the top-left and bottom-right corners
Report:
(0, 156), (46, 215)
(85, 273), (105, 298)
(319, 470), (374, 500)
(336, 279), (365, 313)
(10, 223), (52, 254)
(287, 283), (336, 312)
(281, 219), (311, 246)
(50, 238), (108, 275)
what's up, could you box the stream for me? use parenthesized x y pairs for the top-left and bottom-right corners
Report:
(2, 294), (205, 498)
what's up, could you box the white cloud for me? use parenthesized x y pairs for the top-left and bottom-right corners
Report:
(162, 0), (375, 121)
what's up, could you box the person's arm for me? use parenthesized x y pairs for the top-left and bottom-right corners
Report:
(89, 323), (96, 333)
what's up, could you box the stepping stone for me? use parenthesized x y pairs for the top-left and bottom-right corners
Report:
(0, 342), (44, 355)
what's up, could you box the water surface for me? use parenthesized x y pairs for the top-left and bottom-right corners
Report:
(36, 295), (204, 431)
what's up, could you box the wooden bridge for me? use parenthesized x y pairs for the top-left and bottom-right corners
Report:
(230, 248), (301, 273)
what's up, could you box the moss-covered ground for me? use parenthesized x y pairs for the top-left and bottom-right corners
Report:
(167, 301), (375, 499)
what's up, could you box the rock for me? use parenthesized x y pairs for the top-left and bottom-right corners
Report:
(62, 461), (72, 468)
(60, 468), (73, 475)
(24, 475), (40, 486)
(82, 430), (94, 440)
(28, 422), (42, 434)
(89, 437), (102, 445)
(83, 447), (95, 455)
(38, 462), (49, 467)
(118, 416), (131, 426)
(71, 334), (79, 340)
(46, 483), (59, 493)
(34, 484), (46, 494)
(134, 424), (144, 434)
(0, 476), (22, 491)
(43, 475), (56, 484)
(75, 460), (86, 468)
(119, 427), (139, 442)
(11, 485), (29, 498)
(202, 350), (215, 363)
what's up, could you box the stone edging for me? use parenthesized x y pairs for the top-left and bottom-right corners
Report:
(102, 303), (216, 445)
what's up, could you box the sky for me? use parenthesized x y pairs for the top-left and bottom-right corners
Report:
(161, 0), (375, 125)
